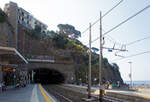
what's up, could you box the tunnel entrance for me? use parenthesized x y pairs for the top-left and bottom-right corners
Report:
(32, 68), (65, 84)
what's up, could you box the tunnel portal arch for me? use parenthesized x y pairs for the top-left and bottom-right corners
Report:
(26, 63), (75, 84)
(32, 68), (65, 84)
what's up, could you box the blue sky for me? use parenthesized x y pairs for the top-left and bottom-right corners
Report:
(0, 0), (150, 81)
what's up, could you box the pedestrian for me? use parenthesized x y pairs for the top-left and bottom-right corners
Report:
(0, 82), (2, 92)
(113, 82), (116, 88)
(117, 81), (120, 88)
(2, 82), (6, 91)
(106, 80), (110, 89)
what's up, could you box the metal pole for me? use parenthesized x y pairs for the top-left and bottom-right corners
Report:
(99, 11), (103, 102)
(88, 23), (92, 99)
(128, 62), (132, 88)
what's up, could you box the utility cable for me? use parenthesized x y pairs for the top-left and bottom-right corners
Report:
(81, 0), (124, 35)
(90, 5), (150, 45)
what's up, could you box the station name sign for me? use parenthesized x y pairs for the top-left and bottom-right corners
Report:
(25, 55), (55, 63)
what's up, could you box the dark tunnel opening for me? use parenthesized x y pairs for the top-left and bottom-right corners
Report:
(33, 68), (65, 84)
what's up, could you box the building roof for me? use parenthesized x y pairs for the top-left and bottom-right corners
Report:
(0, 46), (28, 64)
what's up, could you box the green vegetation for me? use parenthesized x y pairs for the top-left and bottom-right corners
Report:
(26, 25), (46, 40)
(52, 33), (69, 49)
(25, 23), (123, 84)
(57, 24), (81, 39)
(0, 8), (7, 23)
(0, 8), (14, 34)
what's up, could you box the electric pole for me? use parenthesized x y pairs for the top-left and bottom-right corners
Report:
(99, 11), (103, 102)
(88, 23), (92, 99)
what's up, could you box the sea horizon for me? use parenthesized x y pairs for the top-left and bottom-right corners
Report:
(124, 80), (150, 86)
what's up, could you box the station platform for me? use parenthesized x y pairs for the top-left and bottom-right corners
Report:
(0, 84), (56, 102)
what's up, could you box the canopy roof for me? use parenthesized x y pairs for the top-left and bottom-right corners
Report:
(0, 46), (28, 64)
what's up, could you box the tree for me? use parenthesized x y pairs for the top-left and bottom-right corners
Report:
(57, 24), (81, 39)
(52, 33), (68, 49)
(41, 34), (52, 50)
(28, 25), (42, 39)
(34, 25), (42, 33)
(47, 30), (57, 38)
(103, 57), (108, 64)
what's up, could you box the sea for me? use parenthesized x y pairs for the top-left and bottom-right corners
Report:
(124, 81), (150, 86)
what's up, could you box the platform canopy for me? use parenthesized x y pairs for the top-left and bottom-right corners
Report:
(0, 46), (28, 64)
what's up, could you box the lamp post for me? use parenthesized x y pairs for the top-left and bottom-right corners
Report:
(128, 61), (132, 88)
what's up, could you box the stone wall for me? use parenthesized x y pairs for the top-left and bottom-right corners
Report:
(17, 25), (75, 83)
(17, 24), (55, 56)
(26, 63), (75, 83)
(0, 22), (15, 47)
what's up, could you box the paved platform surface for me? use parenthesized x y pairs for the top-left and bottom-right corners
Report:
(106, 88), (150, 100)
(0, 84), (56, 102)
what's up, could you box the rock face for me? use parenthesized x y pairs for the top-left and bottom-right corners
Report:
(0, 21), (123, 84)
(104, 63), (123, 84)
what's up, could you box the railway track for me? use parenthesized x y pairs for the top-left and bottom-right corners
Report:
(60, 84), (130, 102)
(43, 84), (130, 102)
(43, 85), (73, 102)
(93, 95), (130, 102)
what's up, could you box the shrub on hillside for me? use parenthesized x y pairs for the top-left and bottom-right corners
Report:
(0, 8), (7, 23)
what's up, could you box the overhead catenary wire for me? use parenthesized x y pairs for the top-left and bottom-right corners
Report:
(89, 5), (150, 45)
(126, 35), (150, 46)
(112, 50), (150, 62)
(106, 34), (150, 48)
(105, 35), (123, 46)
(102, 34), (150, 61)
(81, 0), (124, 35)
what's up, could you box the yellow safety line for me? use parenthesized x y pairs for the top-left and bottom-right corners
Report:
(141, 95), (150, 100)
(39, 84), (52, 102)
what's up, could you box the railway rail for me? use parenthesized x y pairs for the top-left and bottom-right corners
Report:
(43, 84), (131, 102)
(94, 95), (129, 102)
(60, 84), (130, 102)
(44, 85), (73, 102)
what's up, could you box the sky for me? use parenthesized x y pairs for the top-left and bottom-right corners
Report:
(0, 0), (150, 81)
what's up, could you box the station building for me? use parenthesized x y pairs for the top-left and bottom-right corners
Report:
(0, 46), (28, 87)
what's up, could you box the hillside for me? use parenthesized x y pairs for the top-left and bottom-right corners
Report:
(22, 24), (123, 84)
(0, 9), (123, 85)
